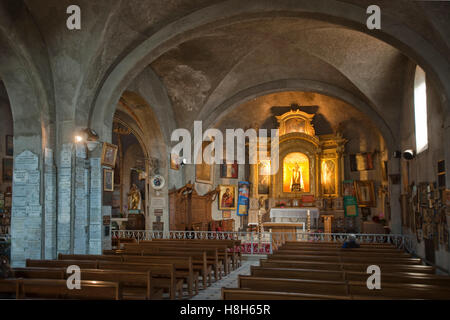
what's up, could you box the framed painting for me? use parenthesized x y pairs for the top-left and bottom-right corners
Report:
(342, 180), (356, 197)
(220, 161), (238, 179)
(5, 135), (13, 156)
(218, 184), (237, 210)
(257, 160), (270, 195)
(321, 158), (338, 196)
(103, 169), (114, 192)
(101, 142), (118, 168)
(195, 141), (213, 184)
(354, 180), (376, 207)
(2, 158), (13, 182)
(170, 152), (180, 170)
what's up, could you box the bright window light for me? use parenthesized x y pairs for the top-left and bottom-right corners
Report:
(414, 66), (428, 154)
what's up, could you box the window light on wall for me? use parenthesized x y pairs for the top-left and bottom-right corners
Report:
(414, 65), (428, 154)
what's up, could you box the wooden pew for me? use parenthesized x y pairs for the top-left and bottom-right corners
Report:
(259, 259), (435, 274)
(126, 242), (227, 277)
(222, 288), (351, 300)
(96, 261), (182, 300)
(238, 276), (450, 300)
(275, 249), (412, 257)
(121, 256), (198, 296)
(348, 281), (450, 300)
(121, 246), (215, 288)
(73, 269), (161, 300)
(25, 259), (180, 300)
(14, 266), (162, 300)
(239, 275), (349, 296)
(26, 259), (98, 269)
(59, 253), (198, 297)
(149, 239), (241, 269)
(268, 254), (422, 264)
(250, 266), (450, 287)
(0, 278), (121, 300)
(13, 268), (65, 279)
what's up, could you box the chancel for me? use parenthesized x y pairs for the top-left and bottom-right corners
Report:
(0, 0), (449, 303)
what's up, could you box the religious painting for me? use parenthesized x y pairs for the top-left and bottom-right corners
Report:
(2, 158), (12, 182)
(170, 152), (180, 170)
(342, 180), (356, 197)
(354, 180), (376, 207)
(222, 210), (231, 219)
(220, 161), (238, 179)
(101, 142), (118, 168)
(283, 152), (310, 193)
(321, 158), (337, 196)
(257, 160), (270, 195)
(195, 141), (213, 184)
(218, 184), (237, 210)
(5, 135), (13, 156)
(236, 181), (250, 216)
(418, 183), (429, 208)
(103, 169), (114, 192)
(350, 153), (374, 171)
(284, 118), (306, 134)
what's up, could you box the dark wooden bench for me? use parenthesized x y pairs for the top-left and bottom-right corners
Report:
(268, 254), (422, 264)
(222, 288), (351, 300)
(259, 259), (435, 274)
(59, 253), (198, 297)
(250, 266), (450, 287)
(0, 278), (121, 300)
(25, 259), (180, 300)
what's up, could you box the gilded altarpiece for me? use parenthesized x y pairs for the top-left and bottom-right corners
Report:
(249, 110), (346, 200)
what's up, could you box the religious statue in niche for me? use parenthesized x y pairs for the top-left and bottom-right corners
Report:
(283, 152), (310, 193)
(290, 163), (304, 192)
(128, 184), (142, 211)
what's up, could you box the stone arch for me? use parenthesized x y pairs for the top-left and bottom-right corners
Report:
(0, 2), (56, 266)
(89, 0), (450, 137)
(205, 79), (395, 153)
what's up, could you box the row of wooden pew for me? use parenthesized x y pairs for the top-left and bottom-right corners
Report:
(0, 238), (241, 300)
(222, 241), (450, 300)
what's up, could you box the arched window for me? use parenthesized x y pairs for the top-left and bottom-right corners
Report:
(414, 65), (428, 154)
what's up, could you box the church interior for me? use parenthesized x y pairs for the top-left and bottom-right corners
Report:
(0, 0), (450, 302)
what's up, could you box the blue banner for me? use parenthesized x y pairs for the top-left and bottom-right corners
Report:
(236, 181), (250, 216)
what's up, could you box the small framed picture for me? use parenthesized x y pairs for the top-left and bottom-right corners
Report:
(354, 180), (376, 207)
(218, 184), (237, 210)
(220, 161), (238, 179)
(2, 158), (13, 182)
(103, 169), (114, 192)
(101, 142), (118, 168)
(5, 135), (13, 156)
(170, 152), (180, 170)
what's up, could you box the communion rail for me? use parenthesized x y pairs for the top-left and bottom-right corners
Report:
(111, 230), (416, 255)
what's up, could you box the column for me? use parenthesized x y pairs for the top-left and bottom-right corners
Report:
(11, 146), (42, 267)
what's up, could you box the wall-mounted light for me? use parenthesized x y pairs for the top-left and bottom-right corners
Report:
(403, 149), (415, 160)
(74, 128), (100, 151)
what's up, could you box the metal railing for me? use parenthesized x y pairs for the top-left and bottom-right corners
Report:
(111, 230), (416, 255)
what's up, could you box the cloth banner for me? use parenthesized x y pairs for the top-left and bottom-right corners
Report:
(236, 181), (250, 216)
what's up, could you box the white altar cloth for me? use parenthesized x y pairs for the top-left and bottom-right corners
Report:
(269, 207), (320, 228)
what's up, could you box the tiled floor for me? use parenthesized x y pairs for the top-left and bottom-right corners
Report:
(190, 255), (264, 300)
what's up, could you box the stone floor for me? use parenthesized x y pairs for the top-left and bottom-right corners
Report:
(189, 255), (264, 300)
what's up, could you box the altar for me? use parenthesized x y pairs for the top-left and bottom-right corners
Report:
(269, 207), (320, 229)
